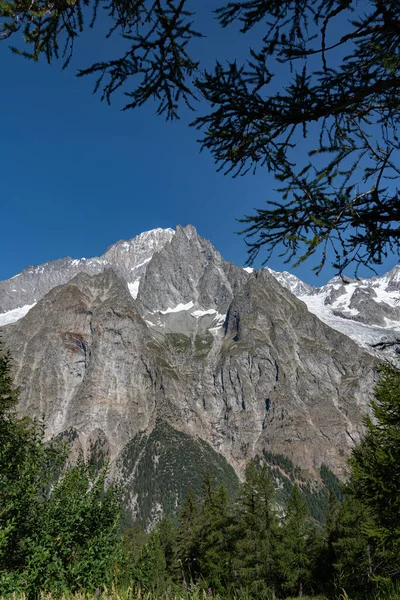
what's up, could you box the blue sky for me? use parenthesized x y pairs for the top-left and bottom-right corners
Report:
(1, 2), (398, 285)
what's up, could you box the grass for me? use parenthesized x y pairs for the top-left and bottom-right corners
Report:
(3, 586), (400, 600)
(0, 591), (330, 600)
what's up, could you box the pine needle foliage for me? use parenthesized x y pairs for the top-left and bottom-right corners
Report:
(348, 364), (400, 583)
(0, 341), (124, 596)
(231, 462), (278, 597)
(276, 485), (320, 597)
(1, 1), (399, 274)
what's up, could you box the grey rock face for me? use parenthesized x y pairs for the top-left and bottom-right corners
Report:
(136, 225), (248, 315)
(270, 265), (400, 357)
(207, 271), (375, 475)
(0, 228), (174, 315)
(4, 269), (166, 458)
(2, 229), (377, 489)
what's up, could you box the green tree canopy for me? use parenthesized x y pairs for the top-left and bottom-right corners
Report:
(232, 462), (278, 597)
(0, 342), (62, 591)
(176, 488), (200, 583)
(348, 364), (400, 582)
(1, 1), (399, 275)
(277, 485), (320, 597)
(196, 474), (233, 593)
(0, 341), (124, 595)
(332, 493), (374, 597)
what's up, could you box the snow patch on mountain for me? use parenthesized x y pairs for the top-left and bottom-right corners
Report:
(265, 268), (315, 296)
(267, 264), (400, 356)
(159, 301), (195, 314)
(0, 304), (36, 326)
(128, 280), (140, 299)
(143, 301), (226, 336)
(298, 294), (395, 348)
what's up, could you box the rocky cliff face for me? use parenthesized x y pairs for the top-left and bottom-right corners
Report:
(1, 225), (382, 526)
(267, 266), (400, 357)
(0, 228), (174, 318)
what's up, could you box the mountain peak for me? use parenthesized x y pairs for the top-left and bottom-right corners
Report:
(0, 227), (175, 319)
(2, 226), (400, 361)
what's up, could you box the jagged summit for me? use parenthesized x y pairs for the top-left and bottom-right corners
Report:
(2, 225), (400, 359)
(268, 263), (400, 356)
(0, 227), (175, 322)
(0, 223), (382, 525)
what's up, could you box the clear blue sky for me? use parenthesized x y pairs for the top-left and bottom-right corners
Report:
(0, 2), (398, 285)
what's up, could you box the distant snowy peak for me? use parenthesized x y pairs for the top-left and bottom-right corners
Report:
(103, 228), (174, 270)
(308, 269), (400, 327)
(266, 264), (400, 357)
(267, 264), (400, 324)
(0, 227), (175, 318)
(265, 267), (315, 297)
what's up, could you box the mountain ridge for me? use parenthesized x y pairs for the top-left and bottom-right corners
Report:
(1, 225), (381, 525)
(3, 226), (400, 361)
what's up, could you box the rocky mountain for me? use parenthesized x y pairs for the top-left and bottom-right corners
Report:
(0, 228), (174, 322)
(267, 266), (400, 358)
(0, 225), (387, 527)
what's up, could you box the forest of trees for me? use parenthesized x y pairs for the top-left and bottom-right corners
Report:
(1, 339), (400, 599)
(0, 2), (399, 598)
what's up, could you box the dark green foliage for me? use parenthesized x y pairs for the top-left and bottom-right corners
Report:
(195, 2), (400, 275)
(350, 365), (400, 553)
(123, 524), (148, 565)
(345, 364), (400, 585)
(196, 476), (233, 593)
(232, 462), (278, 597)
(164, 333), (191, 355)
(263, 451), (342, 523)
(120, 421), (239, 529)
(332, 493), (374, 597)
(318, 365), (400, 597)
(3, 2), (399, 274)
(0, 342), (124, 595)
(263, 451), (302, 480)
(131, 529), (168, 593)
(176, 489), (200, 582)
(276, 486), (322, 597)
(23, 460), (124, 594)
(0, 347), (19, 419)
(132, 475), (234, 594)
(320, 465), (344, 504)
(157, 517), (178, 575)
(0, 343), (63, 592)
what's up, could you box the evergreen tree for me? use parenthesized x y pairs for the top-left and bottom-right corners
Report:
(0, 346), (19, 419)
(0, 342), (62, 592)
(317, 488), (339, 592)
(157, 517), (178, 579)
(0, 342), (124, 595)
(176, 488), (200, 583)
(24, 459), (124, 594)
(333, 493), (374, 597)
(197, 474), (233, 593)
(123, 524), (148, 566)
(347, 364), (400, 584)
(277, 485), (318, 597)
(232, 461), (278, 597)
(132, 529), (168, 593)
